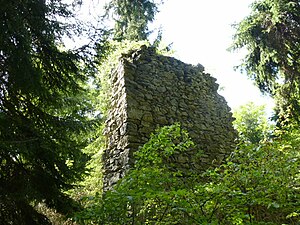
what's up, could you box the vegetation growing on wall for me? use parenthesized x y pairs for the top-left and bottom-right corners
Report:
(72, 40), (149, 198)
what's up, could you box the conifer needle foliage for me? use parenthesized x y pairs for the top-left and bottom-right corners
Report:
(0, 0), (98, 223)
(231, 0), (300, 123)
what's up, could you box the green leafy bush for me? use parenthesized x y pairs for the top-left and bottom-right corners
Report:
(75, 124), (300, 224)
(200, 134), (300, 224)
(74, 123), (202, 224)
(233, 102), (274, 144)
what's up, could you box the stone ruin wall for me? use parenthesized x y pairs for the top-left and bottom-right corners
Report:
(103, 46), (236, 190)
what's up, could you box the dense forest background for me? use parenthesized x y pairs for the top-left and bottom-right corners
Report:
(0, 0), (299, 224)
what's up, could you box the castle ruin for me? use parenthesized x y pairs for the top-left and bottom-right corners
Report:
(102, 46), (236, 190)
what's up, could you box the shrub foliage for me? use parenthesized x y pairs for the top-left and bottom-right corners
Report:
(75, 123), (300, 224)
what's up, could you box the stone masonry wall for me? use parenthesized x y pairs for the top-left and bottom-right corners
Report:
(103, 46), (236, 190)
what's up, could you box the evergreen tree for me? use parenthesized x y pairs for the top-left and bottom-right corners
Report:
(231, 0), (300, 123)
(105, 0), (162, 41)
(0, 0), (97, 223)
